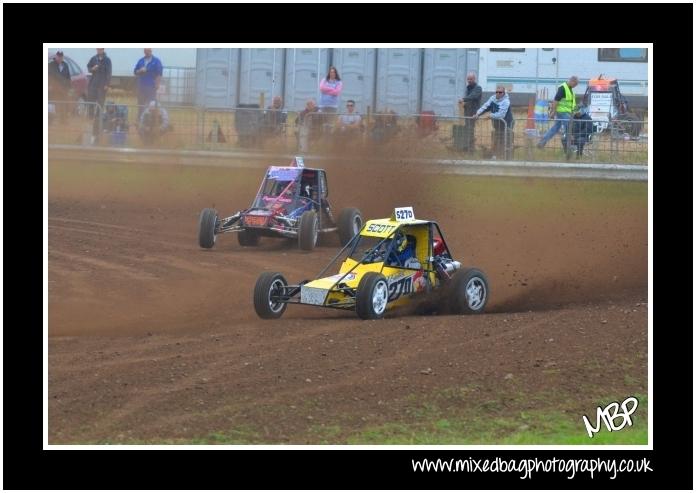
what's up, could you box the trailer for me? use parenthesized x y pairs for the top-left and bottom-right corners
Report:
(478, 48), (648, 107)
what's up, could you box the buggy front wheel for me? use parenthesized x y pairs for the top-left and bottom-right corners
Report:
(298, 210), (318, 251)
(198, 208), (218, 249)
(356, 273), (389, 320)
(254, 272), (288, 319)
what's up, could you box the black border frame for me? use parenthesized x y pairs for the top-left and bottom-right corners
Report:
(4, 2), (692, 490)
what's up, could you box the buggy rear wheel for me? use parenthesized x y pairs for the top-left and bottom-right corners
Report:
(610, 114), (642, 140)
(198, 208), (218, 249)
(298, 210), (318, 251)
(337, 207), (363, 246)
(254, 272), (288, 319)
(356, 272), (389, 320)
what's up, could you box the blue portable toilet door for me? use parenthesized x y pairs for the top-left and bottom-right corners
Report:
(332, 48), (376, 113)
(284, 48), (329, 112)
(199, 48), (239, 108)
(376, 48), (422, 115)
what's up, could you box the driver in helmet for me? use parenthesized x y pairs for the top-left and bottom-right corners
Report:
(387, 231), (420, 268)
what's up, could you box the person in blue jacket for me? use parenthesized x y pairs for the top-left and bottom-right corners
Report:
(133, 48), (163, 118)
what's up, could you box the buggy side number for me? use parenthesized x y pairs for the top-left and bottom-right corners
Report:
(388, 276), (412, 302)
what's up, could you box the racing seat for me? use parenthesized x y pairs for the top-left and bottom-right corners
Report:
(301, 182), (317, 205)
(300, 170), (320, 209)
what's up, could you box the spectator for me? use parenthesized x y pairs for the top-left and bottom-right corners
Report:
(102, 101), (128, 132)
(569, 106), (593, 158)
(370, 109), (398, 144)
(318, 66), (343, 113)
(133, 48), (163, 118)
(474, 86), (513, 158)
(138, 100), (171, 145)
(537, 75), (579, 150)
(86, 48), (112, 119)
(48, 51), (71, 123)
(206, 119), (227, 143)
(263, 96), (287, 136)
(295, 99), (320, 152)
(336, 100), (362, 137)
(457, 71), (482, 150)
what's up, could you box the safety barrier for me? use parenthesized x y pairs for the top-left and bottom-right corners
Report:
(47, 102), (648, 165)
(515, 116), (648, 164)
(48, 100), (104, 146)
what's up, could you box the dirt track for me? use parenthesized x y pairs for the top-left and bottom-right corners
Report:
(48, 153), (648, 443)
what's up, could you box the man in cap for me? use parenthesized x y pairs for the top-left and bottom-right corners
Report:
(48, 51), (72, 123)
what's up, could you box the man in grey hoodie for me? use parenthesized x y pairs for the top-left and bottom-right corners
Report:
(474, 86), (513, 158)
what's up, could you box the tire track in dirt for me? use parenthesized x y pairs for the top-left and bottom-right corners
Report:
(48, 156), (648, 443)
(49, 300), (648, 443)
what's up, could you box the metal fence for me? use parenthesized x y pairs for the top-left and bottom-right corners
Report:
(48, 100), (104, 145)
(515, 116), (648, 164)
(158, 66), (196, 106)
(47, 102), (648, 165)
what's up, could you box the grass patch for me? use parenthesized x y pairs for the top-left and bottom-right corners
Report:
(86, 390), (648, 446)
(341, 393), (648, 445)
(91, 425), (264, 446)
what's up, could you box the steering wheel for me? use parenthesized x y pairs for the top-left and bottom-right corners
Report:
(364, 249), (383, 263)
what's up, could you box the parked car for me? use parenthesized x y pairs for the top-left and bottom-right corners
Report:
(47, 51), (89, 115)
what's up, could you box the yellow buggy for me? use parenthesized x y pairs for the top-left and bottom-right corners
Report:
(253, 207), (489, 320)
